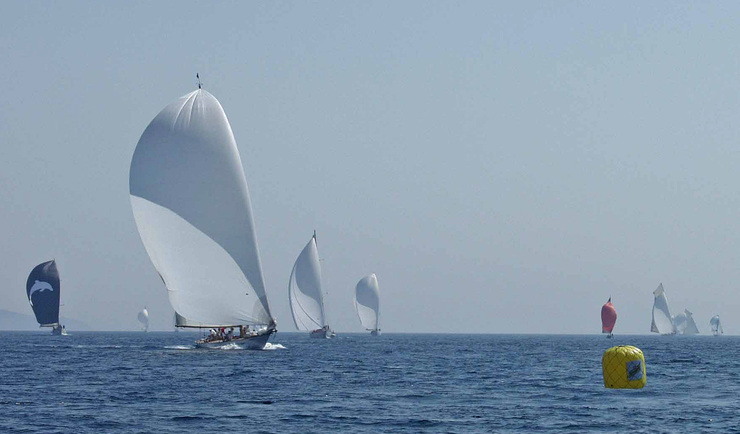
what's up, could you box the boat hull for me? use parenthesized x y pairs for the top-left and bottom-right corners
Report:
(309, 327), (335, 339)
(370, 330), (380, 336)
(195, 331), (272, 350)
(51, 326), (67, 336)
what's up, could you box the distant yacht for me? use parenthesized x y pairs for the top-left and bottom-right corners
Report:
(26, 260), (67, 336)
(354, 273), (381, 335)
(601, 297), (617, 338)
(673, 309), (699, 335)
(129, 85), (277, 349)
(651, 283), (676, 335)
(288, 231), (335, 339)
(710, 315), (723, 336)
(138, 307), (149, 332)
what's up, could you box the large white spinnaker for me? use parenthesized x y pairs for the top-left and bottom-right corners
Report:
(129, 89), (274, 331)
(651, 283), (675, 335)
(354, 273), (380, 333)
(288, 233), (326, 331)
(138, 308), (149, 332)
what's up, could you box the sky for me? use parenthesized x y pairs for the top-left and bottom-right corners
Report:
(1, 1), (739, 334)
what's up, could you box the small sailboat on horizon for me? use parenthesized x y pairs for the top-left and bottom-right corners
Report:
(651, 283), (676, 335)
(601, 297), (617, 338)
(26, 260), (67, 336)
(354, 273), (381, 335)
(288, 231), (336, 339)
(673, 309), (700, 335)
(138, 307), (149, 332)
(710, 315), (723, 336)
(129, 83), (277, 349)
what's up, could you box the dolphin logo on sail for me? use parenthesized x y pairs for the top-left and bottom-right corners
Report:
(28, 280), (54, 306)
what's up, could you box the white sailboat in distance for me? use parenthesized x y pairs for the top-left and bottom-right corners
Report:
(651, 283), (675, 335)
(138, 307), (149, 332)
(710, 315), (723, 336)
(129, 80), (276, 349)
(354, 273), (381, 335)
(673, 309), (699, 335)
(288, 231), (335, 338)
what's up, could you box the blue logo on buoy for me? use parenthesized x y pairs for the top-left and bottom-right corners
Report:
(626, 360), (642, 381)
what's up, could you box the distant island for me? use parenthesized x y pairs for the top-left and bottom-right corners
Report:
(0, 309), (90, 331)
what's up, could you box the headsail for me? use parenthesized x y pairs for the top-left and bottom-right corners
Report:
(682, 309), (699, 335)
(26, 260), (61, 327)
(354, 273), (380, 331)
(601, 297), (617, 334)
(129, 89), (273, 328)
(651, 283), (675, 335)
(288, 233), (326, 331)
(138, 308), (149, 332)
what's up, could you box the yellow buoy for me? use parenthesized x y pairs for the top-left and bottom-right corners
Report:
(602, 345), (646, 389)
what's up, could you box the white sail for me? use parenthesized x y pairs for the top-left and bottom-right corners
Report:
(651, 283), (675, 335)
(673, 309), (699, 335)
(137, 308), (149, 332)
(354, 273), (380, 331)
(129, 89), (273, 328)
(710, 315), (723, 335)
(673, 312), (687, 334)
(288, 234), (326, 331)
(682, 309), (699, 335)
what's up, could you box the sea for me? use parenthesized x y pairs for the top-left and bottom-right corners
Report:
(0, 332), (738, 433)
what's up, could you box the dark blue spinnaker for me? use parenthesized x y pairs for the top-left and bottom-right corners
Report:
(26, 260), (61, 327)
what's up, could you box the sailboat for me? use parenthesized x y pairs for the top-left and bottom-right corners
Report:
(601, 297), (617, 338)
(26, 260), (66, 335)
(710, 315), (723, 336)
(129, 82), (277, 349)
(673, 309), (699, 335)
(138, 307), (149, 332)
(651, 283), (675, 335)
(288, 231), (335, 339)
(354, 273), (381, 335)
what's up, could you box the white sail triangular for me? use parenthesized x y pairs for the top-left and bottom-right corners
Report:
(682, 309), (700, 335)
(354, 273), (380, 332)
(651, 283), (675, 335)
(288, 234), (326, 331)
(138, 308), (149, 332)
(129, 89), (273, 328)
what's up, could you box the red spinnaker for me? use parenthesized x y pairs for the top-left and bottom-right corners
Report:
(601, 298), (617, 333)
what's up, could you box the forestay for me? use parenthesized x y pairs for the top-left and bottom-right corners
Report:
(354, 273), (380, 331)
(129, 89), (273, 328)
(651, 283), (674, 335)
(288, 234), (326, 331)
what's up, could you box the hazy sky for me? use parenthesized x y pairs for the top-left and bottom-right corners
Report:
(2, 2), (739, 333)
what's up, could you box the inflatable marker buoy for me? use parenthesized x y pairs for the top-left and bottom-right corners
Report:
(602, 345), (646, 389)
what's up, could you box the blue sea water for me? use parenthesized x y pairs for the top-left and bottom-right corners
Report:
(0, 332), (738, 433)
